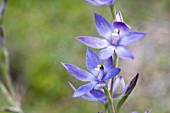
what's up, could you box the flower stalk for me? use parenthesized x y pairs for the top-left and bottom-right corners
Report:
(109, 4), (120, 98)
(0, 0), (15, 100)
(103, 87), (115, 113)
(0, 0), (24, 113)
(110, 5), (116, 19)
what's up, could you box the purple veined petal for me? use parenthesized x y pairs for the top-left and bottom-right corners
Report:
(131, 112), (139, 113)
(62, 63), (96, 81)
(98, 46), (115, 60)
(112, 76), (125, 98)
(77, 36), (109, 49)
(90, 89), (105, 98)
(119, 32), (146, 46)
(115, 11), (123, 22)
(69, 82), (99, 101)
(73, 82), (96, 97)
(94, 81), (106, 90)
(94, 13), (112, 41)
(115, 46), (134, 60)
(145, 109), (151, 113)
(95, 0), (114, 6)
(104, 56), (113, 73)
(82, 91), (107, 104)
(112, 21), (131, 36)
(85, 0), (103, 6)
(82, 95), (99, 101)
(90, 89), (107, 104)
(102, 68), (121, 81)
(82, 90), (99, 101)
(85, 0), (114, 6)
(86, 48), (100, 72)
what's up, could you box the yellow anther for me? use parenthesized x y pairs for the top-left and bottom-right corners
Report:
(97, 65), (102, 69)
(97, 65), (103, 69)
(114, 28), (119, 33)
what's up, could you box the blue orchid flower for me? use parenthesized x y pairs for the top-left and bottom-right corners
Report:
(85, 0), (115, 6)
(77, 13), (146, 60)
(62, 48), (120, 97)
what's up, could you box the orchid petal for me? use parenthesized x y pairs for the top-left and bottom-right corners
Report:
(95, 0), (114, 6)
(85, 0), (104, 6)
(82, 95), (99, 101)
(119, 32), (146, 46)
(104, 56), (113, 73)
(90, 89), (105, 98)
(112, 76), (125, 98)
(62, 63), (95, 81)
(69, 82), (99, 101)
(145, 109), (151, 113)
(90, 89), (107, 104)
(131, 112), (138, 113)
(77, 36), (109, 49)
(115, 11), (123, 22)
(94, 81), (106, 90)
(112, 22), (131, 36)
(98, 46), (115, 60)
(86, 48), (100, 72)
(82, 90), (99, 101)
(102, 68), (120, 81)
(115, 46), (134, 60)
(94, 13), (112, 40)
(85, 0), (114, 6)
(73, 82), (96, 97)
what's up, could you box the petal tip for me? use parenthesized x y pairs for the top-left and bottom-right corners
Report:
(61, 62), (66, 67)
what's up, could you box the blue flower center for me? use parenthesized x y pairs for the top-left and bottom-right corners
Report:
(111, 28), (120, 45)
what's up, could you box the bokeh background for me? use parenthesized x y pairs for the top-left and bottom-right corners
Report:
(0, 0), (170, 113)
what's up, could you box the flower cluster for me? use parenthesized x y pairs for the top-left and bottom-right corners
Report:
(62, 0), (150, 113)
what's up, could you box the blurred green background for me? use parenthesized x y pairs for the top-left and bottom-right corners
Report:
(0, 0), (170, 113)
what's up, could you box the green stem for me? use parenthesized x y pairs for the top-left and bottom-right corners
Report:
(110, 52), (119, 95)
(109, 4), (119, 96)
(113, 52), (119, 68)
(103, 87), (115, 113)
(110, 5), (116, 19)
(104, 104), (109, 113)
(1, 47), (16, 99)
(0, 0), (15, 101)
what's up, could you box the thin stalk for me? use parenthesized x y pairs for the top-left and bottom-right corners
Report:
(103, 87), (115, 113)
(1, 47), (16, 99)
(104, 104), (109, 113)
(110, 52), (119, 94)
(0, 1), (24, 113)
(0, 0), (15, 101)
(109, 4), (120, 109)
(109, 4), (120, 97)
(110, 5), (116, 19)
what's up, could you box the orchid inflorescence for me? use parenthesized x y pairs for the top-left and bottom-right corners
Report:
(62, 0), (150, 113)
